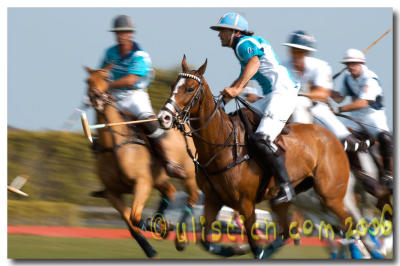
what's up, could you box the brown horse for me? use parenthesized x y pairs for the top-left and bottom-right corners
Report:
(158, 56), (353, 259)
(84, 65), (199, 258)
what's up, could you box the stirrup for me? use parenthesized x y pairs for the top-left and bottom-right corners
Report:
(380, 174), (393, 189)
(271, 184), (295, 205)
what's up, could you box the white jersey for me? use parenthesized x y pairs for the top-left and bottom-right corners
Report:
(285, 56), (351, 140)
(338, 65), (383, 113)
(336, 65), (389, 136)
(283, 56), (333, 93)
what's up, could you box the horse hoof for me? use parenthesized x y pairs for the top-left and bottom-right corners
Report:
(175, 238), (187, 251)
(231, 244), (250, 255)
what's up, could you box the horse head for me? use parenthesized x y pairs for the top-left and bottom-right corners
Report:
(84, 64), (113, 112)
(158, 55), (207, 129)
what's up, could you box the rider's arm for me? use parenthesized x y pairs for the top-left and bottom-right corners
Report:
(338, 98), (369, 112)
(307, 62), (333, 102)
(221, 56), (260, 101)
(109, 74), (139, 89)
(330, 90), (345, 103)
(339, 78), (381, 112)
(307, 86), (331, 102)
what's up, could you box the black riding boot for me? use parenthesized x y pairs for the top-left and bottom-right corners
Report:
(148, 135), (187, 179)
(377, 132), (393, 188)
(254, 133), (296, 205)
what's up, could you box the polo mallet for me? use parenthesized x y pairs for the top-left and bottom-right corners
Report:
(332, 27), (392, 80)
(7, 175), (29, 197)
(61, 95), (92, 131)
(80, 111), (158, 143)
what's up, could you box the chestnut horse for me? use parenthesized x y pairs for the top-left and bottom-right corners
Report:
(84, 65), (199, 258)
(158, 56), (352, 259)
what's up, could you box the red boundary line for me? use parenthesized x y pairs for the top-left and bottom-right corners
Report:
(8, 225), (330, 247)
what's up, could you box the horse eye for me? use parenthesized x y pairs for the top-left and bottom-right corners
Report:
(186, 87), (194, 93)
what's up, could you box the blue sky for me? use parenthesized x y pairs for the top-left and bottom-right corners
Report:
(7, 8), (393, 131)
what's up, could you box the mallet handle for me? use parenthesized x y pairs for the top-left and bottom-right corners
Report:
(90, 118), (158, 129)
(333, 27), (392, 80)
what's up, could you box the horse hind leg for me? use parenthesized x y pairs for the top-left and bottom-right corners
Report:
(105, 190), (157, 258)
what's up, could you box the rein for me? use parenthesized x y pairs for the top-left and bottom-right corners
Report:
(166, 73), (250, 201)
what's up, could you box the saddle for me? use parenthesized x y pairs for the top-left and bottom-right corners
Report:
(233, 108), (290, 153)
(232, 108), (291, 202)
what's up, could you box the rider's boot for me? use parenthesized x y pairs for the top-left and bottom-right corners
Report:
(148, 133), (187, 179)
(254, 133), (296, 205)
(377, 132), (393, 188)
(139, 117), (187, 179)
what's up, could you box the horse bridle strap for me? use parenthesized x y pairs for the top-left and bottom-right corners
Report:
(178, 72), (203, 84)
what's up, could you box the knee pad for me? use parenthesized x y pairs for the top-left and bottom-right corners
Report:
(142, 120), (166, 139)
(138, 114), (166, 139)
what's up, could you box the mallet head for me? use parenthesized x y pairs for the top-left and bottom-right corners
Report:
(80, 111), (93, 143)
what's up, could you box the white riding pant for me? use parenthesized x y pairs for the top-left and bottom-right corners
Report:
(291, 96), (313, 124)
(111, 88), (155, 119)
(310, 102), (351, 140)
(291, 98), (351, 140)
(346, 109), (390, 137)
(252, 83), (298, 145)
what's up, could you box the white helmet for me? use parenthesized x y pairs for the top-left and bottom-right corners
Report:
(341, 48), (366, 64)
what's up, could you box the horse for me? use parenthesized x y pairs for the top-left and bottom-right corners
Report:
(84, 65), (199, 258)
(158, 56), (354, 259)
(286, 99), (393, 258)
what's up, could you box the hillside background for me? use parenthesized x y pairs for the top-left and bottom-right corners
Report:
(7, 67), (190, 226)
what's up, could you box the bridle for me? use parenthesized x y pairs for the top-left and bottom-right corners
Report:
(88, 70), (114, 112)
(161, 71), (250, 204)
(161, 72), (206, 132)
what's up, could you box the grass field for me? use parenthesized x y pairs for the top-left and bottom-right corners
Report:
(8, 235), (332, 259)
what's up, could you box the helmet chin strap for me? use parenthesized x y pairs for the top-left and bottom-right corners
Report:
(229, 31), (236, 47)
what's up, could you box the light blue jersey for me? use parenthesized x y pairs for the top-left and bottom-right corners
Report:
(233, 36), (296, 95)
(101, 41), (154, 90)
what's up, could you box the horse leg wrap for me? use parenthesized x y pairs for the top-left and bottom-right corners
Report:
(132, 232), (158, 258)
(261, 235), (287, 258)
(201, 240), (236, 257)
(177, 204), (193, 233)
(155, 194), (170, 216)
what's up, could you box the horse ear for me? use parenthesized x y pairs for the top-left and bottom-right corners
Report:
(84, 66), (93, 73)
(182, 54), (189, 72)
(197, 59), (207, 76)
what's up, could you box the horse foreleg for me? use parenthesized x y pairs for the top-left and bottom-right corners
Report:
(200, 196), (240, 257)
(237, 199), (264, 258)
(153, 179), (176, 218)
(173, 176), (199, 251)
(105, 190), (157, 258)
(261, 202), (291, 259)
